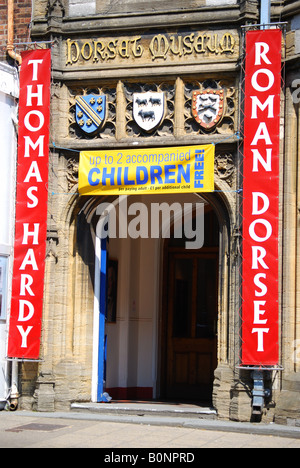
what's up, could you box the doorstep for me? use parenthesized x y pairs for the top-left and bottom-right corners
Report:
(70, 401), (217, 420)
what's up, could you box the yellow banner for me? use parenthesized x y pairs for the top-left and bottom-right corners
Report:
(78, 145), (215, 196)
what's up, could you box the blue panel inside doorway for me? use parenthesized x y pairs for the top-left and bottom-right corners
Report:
(97, 236), (108, 402)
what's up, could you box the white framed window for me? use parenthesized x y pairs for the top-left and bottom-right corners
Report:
(0, 256), (8, 320)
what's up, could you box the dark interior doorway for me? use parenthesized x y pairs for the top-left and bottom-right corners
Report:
(161, 206), (219, 403)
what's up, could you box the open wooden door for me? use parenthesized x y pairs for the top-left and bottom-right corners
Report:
(165, 252), (218, 401)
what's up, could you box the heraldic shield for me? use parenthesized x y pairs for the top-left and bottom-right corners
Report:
(192, 89), (224, 130)
(75, 95), (106, 134)
(133, 92), (165, 132)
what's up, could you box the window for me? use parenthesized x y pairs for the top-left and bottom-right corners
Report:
(0, 256), (8, 320)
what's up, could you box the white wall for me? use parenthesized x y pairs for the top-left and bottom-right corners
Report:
(0, 63), (18, 404)
(105, 197), (160, 395)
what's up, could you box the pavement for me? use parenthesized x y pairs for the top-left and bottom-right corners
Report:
(1, 408), (300, 448)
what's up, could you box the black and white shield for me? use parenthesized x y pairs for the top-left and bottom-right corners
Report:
(133, 92), (165, 132)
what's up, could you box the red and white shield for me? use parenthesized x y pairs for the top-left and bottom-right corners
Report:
(192, 89), (225, 130)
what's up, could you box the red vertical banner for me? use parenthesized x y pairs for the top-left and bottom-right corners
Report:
(8, 49), (51, 359)
(242, 30), (282, 365)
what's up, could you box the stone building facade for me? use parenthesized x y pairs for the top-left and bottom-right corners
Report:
(7, 0), (300, 424)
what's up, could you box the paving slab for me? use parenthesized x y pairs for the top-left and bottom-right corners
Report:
(1, 410), (300, 448)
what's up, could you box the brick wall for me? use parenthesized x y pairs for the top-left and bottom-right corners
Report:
(0, 0), (32, 62)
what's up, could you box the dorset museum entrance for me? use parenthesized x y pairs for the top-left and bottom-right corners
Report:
(161, 206), (219, 403)
(98, 195), (220, 404)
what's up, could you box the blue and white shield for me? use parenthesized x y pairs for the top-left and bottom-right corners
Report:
(75, 95), (106, 134)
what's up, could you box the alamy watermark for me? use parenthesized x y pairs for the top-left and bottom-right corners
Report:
(291, 339), (300, 366)
(96, 196), (205, 250)
(292, 79), (300, 104)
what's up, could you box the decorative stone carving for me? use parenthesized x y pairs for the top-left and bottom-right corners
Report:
(184, 80), (236, 135)
(215, 153), (235, 187)
(46, 228), (59, 261)
(46, 0), (65, 18)
(68, 86), (116, 140)
(66, 158), (79, 191)
(124, 82), (175, 138)
(66, 79), (237, 142)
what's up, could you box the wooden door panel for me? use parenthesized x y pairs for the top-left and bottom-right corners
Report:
(174, 353), (189, 384)
(166, 253), (218, 401)
(168, 346), (216, 396)
(196, 353), (214, 386)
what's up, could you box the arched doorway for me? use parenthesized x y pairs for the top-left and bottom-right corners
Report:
(160, 205), (219, 403)
(91, 194), (224, 403)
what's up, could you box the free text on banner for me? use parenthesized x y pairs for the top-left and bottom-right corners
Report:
(78, 145), (215, 196)
(8, 49), (51, 359)
(242, 29), (282, 365)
